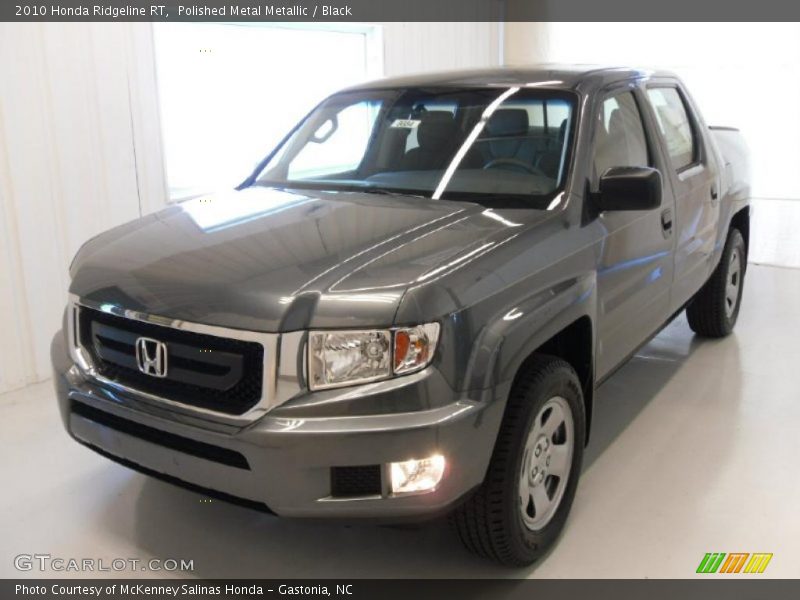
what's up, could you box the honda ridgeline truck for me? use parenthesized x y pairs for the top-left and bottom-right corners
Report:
(52, 66), (750, 566)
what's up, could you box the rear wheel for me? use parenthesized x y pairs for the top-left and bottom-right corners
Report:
(686, 228), (746, 337)
(451, 355), (585, 566)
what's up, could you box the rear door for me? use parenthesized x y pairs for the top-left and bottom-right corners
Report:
(593, 85), (677, 380)
(643, 83), (721, 311)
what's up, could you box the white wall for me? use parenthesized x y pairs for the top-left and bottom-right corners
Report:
(504, 22), (800, 200)
(382, 22), (501, 76)
(0, 22), (166, 394)
(0, 21), (500, 394)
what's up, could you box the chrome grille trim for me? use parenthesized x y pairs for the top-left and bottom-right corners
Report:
(67, 293), (303, 426)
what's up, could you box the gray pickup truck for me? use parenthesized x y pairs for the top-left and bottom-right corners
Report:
(52, 66), (750, 566)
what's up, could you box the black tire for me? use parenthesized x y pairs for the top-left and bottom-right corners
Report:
(686, 228), (746, 338)
(451, 355), (585, 566)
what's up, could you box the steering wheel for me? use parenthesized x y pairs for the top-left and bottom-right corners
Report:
(483, 158), (545, 176)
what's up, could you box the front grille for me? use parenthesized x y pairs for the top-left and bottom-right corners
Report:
(71, 400), (250, 469)
(78, 306), (264, 415)
(330, 465), (382, 497)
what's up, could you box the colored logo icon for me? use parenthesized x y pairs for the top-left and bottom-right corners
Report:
(696, 552), (773, 574)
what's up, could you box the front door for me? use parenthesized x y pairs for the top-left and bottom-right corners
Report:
(593, 87), (677, 380)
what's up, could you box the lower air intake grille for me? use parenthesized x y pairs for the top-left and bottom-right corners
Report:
(71, 400), (250, 469)
(330, 465), (382, 497)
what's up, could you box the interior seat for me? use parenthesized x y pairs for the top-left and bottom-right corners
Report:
(478, 108), (537, 168)
(536, 119), (568, 178)
(400, 111), (458, 171)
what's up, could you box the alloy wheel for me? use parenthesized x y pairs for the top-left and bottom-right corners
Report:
(725, 248), (742, 318)
(519, 396), (574, 531)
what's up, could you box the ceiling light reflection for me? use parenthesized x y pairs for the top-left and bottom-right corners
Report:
(482, 209), (522, 227)
(416, 242), (495, 282)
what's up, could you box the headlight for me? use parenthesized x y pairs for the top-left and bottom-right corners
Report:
(308, 323), (440, 391)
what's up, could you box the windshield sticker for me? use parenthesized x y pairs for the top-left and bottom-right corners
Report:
(390, 119), (421, 129)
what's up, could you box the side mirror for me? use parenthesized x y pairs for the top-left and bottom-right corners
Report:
(597, 166), (662, 211)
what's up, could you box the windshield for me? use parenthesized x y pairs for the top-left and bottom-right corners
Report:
(252, 86), (576, 206)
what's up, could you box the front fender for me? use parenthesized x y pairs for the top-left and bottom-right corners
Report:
(467, 272), (596, 392)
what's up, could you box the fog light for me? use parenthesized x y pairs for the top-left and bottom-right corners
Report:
(389, 454), (445, 495)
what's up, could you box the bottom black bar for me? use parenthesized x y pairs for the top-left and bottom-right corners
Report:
(3, 579), (800, 600)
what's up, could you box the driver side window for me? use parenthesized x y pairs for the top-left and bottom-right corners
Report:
(593, 92), (649, 185)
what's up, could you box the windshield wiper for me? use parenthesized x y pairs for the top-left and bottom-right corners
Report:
(359, 187), (430, 200)
(252, 180), (431, 200)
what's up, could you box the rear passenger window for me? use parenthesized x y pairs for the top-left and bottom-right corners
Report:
(646, 87), (696, 169)
(593, 92), (649, 182)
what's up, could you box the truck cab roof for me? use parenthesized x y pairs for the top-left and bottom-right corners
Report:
(345, 64), (678, 93)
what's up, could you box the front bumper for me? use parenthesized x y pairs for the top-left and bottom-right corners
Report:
(52, 331), (506, 520)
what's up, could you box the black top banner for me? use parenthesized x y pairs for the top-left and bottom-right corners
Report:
(5, 0), (800, 22)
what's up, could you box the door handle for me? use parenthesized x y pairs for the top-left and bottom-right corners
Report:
(710, 186), (719, 201)
(661, 208), (673, 235)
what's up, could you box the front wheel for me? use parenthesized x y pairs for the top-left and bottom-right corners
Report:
(686, 228), (746, 337)
(451, 355), (585, 566)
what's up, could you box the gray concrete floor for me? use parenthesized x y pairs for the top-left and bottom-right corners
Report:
(1, 264), (798, 579)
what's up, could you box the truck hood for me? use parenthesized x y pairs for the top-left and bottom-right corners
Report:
(70, 186), (543, 332)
